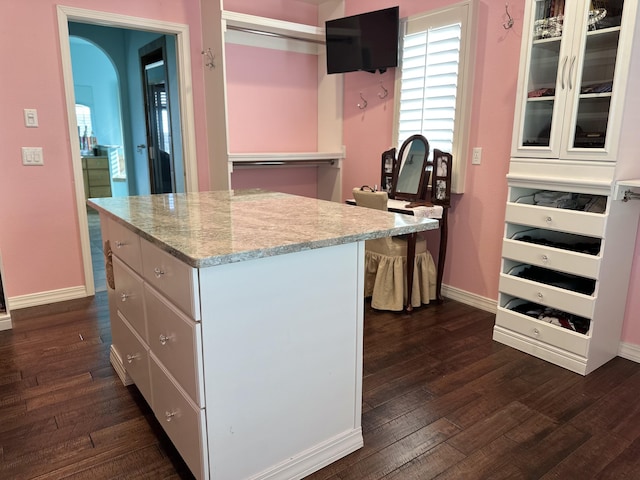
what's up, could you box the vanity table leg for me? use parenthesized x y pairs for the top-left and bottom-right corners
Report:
(406, 232), (416, 312)
(436, 210), (448, 303)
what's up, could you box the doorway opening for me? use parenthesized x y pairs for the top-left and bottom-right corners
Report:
(57, 5), (199, 296)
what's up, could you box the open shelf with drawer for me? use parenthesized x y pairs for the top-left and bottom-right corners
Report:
(494, 180), (639, 375)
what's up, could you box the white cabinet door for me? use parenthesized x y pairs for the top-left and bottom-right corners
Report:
(511, 0), (633, 162)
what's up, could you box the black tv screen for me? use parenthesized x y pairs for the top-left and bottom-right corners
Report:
(325, 6), (399, 74)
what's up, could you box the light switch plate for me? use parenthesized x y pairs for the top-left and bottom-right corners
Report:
(472, 147), (482, 165)
(22, 147), (44, 166)
(24, 109), (38, 128)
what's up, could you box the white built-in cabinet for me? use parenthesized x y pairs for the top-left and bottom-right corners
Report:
(494, 0), (640, 375)
(201, 0), (345, 201)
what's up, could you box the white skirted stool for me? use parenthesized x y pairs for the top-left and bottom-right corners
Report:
(352, 188), (437, 311)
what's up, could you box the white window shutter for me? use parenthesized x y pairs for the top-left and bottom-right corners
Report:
(398, 23), (462, 157)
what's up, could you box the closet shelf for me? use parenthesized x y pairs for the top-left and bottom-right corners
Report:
(614, 179), (640, 201)
(229, 151), (344, 168)
(222, 10), (324, 43)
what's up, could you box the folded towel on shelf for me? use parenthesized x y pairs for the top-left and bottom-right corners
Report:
(412, 205), (443, 219)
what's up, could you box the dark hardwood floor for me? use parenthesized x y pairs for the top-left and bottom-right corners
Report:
(2, 294), (640, 479)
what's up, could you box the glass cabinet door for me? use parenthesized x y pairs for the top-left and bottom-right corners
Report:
(513, 0), (627, 160)
(564, 0), (624, 154)
(514, 0), (571, 157)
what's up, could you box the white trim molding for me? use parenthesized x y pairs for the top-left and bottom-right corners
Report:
(619, 342), (640, 364)
(441, 283), (497, 314)
(7, 286), (87, 311)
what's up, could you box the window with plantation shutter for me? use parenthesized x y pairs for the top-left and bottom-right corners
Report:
(394, 0), (477, 194)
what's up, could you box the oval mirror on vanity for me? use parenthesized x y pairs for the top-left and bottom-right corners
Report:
(391, 134), (430, 202)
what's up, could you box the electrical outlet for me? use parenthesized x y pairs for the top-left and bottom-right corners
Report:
(22, 147), (44, 166)
(472, 147), (482, 165)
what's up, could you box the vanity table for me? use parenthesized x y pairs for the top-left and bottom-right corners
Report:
(88, 190), (437, 480)
(349, 141), (453, 305)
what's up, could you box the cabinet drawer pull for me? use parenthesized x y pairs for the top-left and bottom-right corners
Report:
(537, 292), (544, 300)
(159, 333), (175, 346)
(533, 328), (540, 336)
(114, 240), (127, 248)
(545, 216), (553, 224)
(165, 409), (180, 422)
(541, 254), (549, 264)
(153, 267), (165, 278)
(120, 292), (130, 302)
(126, 353), (140, 363)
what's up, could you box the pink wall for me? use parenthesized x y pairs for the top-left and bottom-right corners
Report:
(0, 0), (209, 299)
(226, 42), (320, 197)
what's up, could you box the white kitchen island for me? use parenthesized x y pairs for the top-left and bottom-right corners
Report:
(88, 190), (438, 480)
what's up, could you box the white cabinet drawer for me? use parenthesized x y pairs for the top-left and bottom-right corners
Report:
(499, 273), (595, 319)
(502, 239), (601, 279)
(150, 354), (207, 480)
(113, 256), (146, 341)
(111, 310), (152, 403)
(496, 307), (589, 357)
(108, 218), (142, 272)
(145, 283), (204, 407)
(141, 238), (200, 320)
(505, 203), (606, 237)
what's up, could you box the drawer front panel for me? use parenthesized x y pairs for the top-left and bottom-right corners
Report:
(88, 186), (112, 198)
(112, 311), (152, 403)
(496, 307), (589, 357)
(87, 169), (110, 185)
(499, 274), (595, 319)
(145, 284), (204, 407)
(108, 219), (142, 272)
(150, 354), (207, 479)
(502, 239), (601, 279)
(113, 257), (146, 341)
(141, 238), (200, 320)
(505, 203), (606, 237)
(84, 156), (109, 169)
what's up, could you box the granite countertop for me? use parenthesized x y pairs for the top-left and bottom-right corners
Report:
(87, 189), (439, 268)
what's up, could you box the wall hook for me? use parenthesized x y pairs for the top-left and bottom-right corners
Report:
(503, 3), (514, 29)
(378, 82), (388, 99)
(202, 48), (215, 70)
(358, 92), (368, 110)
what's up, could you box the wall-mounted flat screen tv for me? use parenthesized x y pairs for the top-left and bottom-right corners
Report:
(325, 6), (399, 74)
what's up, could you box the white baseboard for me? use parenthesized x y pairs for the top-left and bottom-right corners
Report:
(0, 313), (12, 331)
(441, 283), (497, 313)
(253, 428), (363, 480)
(619, 342), (640, 363)
(110, 344), (133, 386)
(7, 286), (88, 311)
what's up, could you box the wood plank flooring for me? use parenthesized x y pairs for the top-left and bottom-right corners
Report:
(2, 294), (640, 479)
